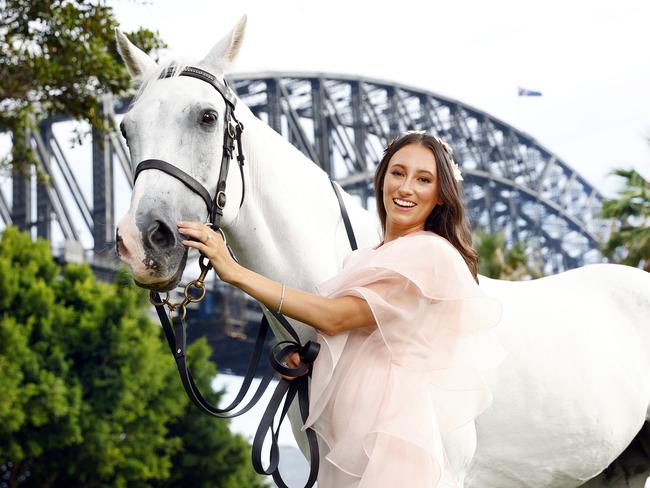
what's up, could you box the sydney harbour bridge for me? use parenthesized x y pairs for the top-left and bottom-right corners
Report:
(0, 72), (610, 374)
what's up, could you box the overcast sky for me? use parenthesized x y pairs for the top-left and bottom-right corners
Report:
(112, 0), (650, 199)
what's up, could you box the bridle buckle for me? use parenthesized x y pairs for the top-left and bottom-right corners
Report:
(227, 120), (237, 138)
(216, 190), (227, 210)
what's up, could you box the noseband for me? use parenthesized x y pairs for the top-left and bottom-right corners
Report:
(133, 66), (245, 224)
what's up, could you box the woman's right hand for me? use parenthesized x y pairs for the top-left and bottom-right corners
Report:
(280, 351), (302, 381)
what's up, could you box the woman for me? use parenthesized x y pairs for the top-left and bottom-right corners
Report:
(177, 131), (506, 487)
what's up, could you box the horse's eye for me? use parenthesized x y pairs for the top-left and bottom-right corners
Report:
(201, 110), (218, 125)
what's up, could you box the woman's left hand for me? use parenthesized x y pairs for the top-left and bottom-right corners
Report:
(177, 221), (239, 284)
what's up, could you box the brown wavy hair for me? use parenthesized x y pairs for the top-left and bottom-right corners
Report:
(374, 131), (480, 283)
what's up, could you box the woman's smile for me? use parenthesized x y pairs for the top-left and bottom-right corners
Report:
(392, 198), (417, 210)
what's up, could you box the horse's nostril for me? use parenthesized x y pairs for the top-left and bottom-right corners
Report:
(147, 220), (176, 250)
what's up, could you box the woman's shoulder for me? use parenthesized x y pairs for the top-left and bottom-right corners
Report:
(370, 231), (477, 295)
(318, 230), (481, 301)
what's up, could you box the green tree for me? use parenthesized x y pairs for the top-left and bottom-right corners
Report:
(599, 168), (650, 272)
(0, 0), (166, 171)
(157, 340), (265, 488)
(0, 226), (266, 487)
(473, 228), (545, 280)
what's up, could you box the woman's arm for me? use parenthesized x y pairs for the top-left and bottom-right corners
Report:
(230, 264), (376, 336)
(176, 221), (376, 336)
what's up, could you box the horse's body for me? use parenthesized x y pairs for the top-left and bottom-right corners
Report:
(471, 265), (650, 486)
(114, 18), (650, 487)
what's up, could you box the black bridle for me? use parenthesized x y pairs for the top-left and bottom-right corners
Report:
(134, 66), (246, 221)
(132, 65), (358, 487)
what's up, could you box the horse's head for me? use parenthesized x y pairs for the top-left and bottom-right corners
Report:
(114, 17), (247, 291)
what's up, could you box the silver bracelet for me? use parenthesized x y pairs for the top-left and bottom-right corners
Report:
(277, 283), (286, 314)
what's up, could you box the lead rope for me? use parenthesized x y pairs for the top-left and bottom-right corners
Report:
(151, 177), (357, 487)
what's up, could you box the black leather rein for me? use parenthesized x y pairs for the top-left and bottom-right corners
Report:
(133, 65), (358, 488)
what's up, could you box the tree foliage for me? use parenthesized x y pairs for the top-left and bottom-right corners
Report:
(599, 168), (650, 272)
(0, 0), (166, 170)
(0, 227), (267, 487)
(473, 228), (545, 280)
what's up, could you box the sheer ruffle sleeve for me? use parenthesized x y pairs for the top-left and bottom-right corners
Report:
(301, 232), (508, 487)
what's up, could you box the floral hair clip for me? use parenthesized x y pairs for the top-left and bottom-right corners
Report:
(449, 160), (464, 182)
(432, 135), (463, 182)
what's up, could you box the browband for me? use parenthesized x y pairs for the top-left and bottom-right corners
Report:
(160, 66), (238, 108)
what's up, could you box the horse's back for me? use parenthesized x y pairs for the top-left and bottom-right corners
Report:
(483, 263), (650, 327)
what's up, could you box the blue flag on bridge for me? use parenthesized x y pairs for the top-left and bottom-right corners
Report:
(518, 86), (543, 97)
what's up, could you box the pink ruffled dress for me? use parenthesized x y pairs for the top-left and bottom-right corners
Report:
(300, 230), (508, 487)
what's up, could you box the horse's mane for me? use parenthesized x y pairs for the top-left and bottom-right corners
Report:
(129, 58), (232, 111)
(129, 60), (190, 108)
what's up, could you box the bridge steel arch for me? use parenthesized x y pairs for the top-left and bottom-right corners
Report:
(230, 72), (609, 274)
(0, 71), (609, 275)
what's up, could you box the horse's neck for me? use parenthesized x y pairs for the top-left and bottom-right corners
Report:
(225, 104), (346, 289)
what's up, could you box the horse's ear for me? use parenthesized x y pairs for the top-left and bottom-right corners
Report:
(200, 15), (247, 73)
(115, 29), (158, 82)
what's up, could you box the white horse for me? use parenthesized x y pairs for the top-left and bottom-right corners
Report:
(114, 16), (650, 487)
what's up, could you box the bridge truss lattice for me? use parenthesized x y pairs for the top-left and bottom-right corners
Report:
(0, 72), (609, 275)
(231, 73), (609, 274)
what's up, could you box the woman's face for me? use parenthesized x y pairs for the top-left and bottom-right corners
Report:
(382, 143), (441, 235)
